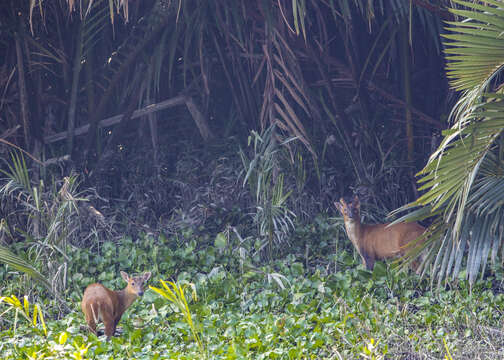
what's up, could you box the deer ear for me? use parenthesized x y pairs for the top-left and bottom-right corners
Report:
(334, 201), (342, 213)
(120, 271), (129, 282)
(353, 195), (360, 207)
(143, 272), (152, 281)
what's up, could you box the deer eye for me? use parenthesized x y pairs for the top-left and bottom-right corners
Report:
(131, 282), (135, 286)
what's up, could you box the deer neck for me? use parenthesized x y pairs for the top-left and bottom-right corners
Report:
(116, 288), (138, 314)
(344, 218), (364, 251)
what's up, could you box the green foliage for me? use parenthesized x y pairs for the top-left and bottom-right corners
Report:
(398, 0), (504, 285)
(150, 280), (205, 358)
(0, 246), (51, 294)
(0, 222), (503, 358)
(360, 338), (386, 360)
(0, 153), (89, 310)
(240, 125), (296, 260)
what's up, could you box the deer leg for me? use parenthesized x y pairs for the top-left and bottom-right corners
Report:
(84, 305), (98, 335)
(86, 318), (97, 335)
(362, 254), (375, 270)
(101, 308), (116, 339)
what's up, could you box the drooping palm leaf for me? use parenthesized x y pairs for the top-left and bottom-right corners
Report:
(0, 246), (51, 292)
(406, 0), (504, 285)
(418, 0), (504, 224)
(443, 0), (504, 116)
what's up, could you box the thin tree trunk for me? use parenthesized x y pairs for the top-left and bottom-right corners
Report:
(19, 11), (44, 181)
(85, 45), (96, 138)
(401, 20), (414, 165)
(14, 32), (30, 148)
(400, 19), (418, 198)
(67, 21), (83, 156)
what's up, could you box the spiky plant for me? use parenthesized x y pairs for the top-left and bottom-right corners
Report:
(240, 125), (296, 261)
(0, 152), (85, 310)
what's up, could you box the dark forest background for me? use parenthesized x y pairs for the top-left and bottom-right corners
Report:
(1, 0), (504, 300)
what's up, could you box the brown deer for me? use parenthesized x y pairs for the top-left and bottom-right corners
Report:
(335, 196), (425, 272)
(81, 271), (151, 338)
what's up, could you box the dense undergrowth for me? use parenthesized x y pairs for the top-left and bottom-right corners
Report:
(1, 142), (504, 359)
(0, 130), (503, 358)
(1, 226), (504, 359)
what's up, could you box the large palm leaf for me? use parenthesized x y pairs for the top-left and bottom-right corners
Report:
(406, 0), (504, 284)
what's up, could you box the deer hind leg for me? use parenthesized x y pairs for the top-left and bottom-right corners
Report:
(358, 253), (367, 269)
(361, 253), (375, 270)
(84, 304), (98, 335)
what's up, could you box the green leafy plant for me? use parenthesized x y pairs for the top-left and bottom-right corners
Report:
(397, 0), (504, 285)
(150, 280), (205, 358)
(360, 337), (387, 360)
(0, 229), (503, 358)
(0, 152), (88, 310)
(240, 124), (296, 261)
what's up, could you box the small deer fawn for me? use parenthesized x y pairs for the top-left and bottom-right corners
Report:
(335, 196), (425, 272)
(81, 271), (151, 338)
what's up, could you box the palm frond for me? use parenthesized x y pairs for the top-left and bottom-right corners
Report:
(396, 1), (504, 285)
(417, 98), (504, 239)
(0, 246), (51, 292)
(443, 0), (504, 121)
(81, 0), (110, 57)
